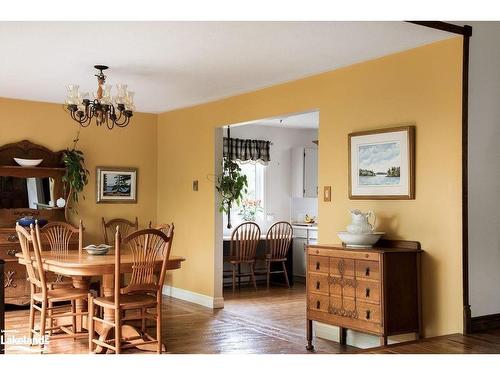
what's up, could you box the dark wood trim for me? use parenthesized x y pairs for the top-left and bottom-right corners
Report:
(407, 21), (472, 36)
(0, 259), (4, 354)
(407, 21), (473, 334)
(471, 313), (500, 333)
(462, 25), (473, 334)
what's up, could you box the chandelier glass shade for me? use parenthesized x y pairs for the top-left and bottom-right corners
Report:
(65, 65), (135, 129)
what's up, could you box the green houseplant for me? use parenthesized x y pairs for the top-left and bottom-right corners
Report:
(62, 133), (90, 220)
(216, 158), (248, 228)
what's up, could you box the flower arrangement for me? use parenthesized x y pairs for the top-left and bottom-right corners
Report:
(238, 199), (263, 221)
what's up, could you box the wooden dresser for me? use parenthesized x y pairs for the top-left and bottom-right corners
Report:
(0, 140), (77, 306)
(306, 240), (422, 349)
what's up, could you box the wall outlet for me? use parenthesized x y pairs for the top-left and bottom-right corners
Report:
(324, 186), (331, 202)
(192, 180), (199, 191)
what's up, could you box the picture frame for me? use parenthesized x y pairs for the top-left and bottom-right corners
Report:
(96, 166), (138, 203)
(348, 126), (415, 200)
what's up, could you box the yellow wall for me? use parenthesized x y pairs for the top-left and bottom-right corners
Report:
(0, 97), (158, 243)
(157, 37), (463, 337)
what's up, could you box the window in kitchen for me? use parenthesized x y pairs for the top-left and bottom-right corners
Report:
(231, 161), (266, 223)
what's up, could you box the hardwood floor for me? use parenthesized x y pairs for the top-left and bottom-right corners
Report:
(3, 283), (500, 354)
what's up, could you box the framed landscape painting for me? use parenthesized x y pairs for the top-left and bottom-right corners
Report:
(96, 167), (137, 203)
(348, 126), (415, 200)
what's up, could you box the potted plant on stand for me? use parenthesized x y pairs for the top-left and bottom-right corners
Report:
(216, 158), (247, 229)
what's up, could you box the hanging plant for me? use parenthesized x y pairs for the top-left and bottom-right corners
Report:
(216, 158), (248, 228)
(61, 128), (90, 220)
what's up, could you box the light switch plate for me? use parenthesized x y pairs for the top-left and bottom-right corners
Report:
(324, 186), (331, 202)
(193, 180), (199, 191)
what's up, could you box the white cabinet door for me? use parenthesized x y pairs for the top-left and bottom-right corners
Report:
(304, 148), (318, 198)
(291, 147), (305, 198)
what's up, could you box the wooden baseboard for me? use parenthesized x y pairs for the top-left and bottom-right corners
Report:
(471, 313), (500, 333)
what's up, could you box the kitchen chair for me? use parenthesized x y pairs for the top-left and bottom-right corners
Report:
(88, 225), (174, 354)
(102, 217), (139, 245)
(17, 223), (90, 353)
(223, 222), (260, 293)
(262, 221), (293, 288)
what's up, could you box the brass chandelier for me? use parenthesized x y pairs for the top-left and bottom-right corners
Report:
(65, 65), (135, 129)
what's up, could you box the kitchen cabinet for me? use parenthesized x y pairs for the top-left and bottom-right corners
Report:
(291, 147), (318, 198)
(292, 225), (318, 278)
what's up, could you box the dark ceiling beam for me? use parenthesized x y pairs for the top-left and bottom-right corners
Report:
(407, 21), (472, 36)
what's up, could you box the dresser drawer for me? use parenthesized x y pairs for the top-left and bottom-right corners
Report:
(330, 277), (356, 298)
(308, 255), (329, 274)
(308, 293), (329, 313)
(3, 261), (28, 299)
(356, 260), (380, 280)
(330, 257), (355, 277)
(356, 279), (380, 303)
(357, 300), (381, 324)
(0, 245), (22, 260)
(307, 272), (329, 295)
(0, 231), (19, 245)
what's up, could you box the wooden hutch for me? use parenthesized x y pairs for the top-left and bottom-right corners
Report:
(0, 140), (77, 305)
(306, 240), (422, 349)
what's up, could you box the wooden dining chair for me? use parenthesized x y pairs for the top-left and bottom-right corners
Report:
(36, 220), (84, 288)
(88, 225), (174, 354)
(264, 221), (294, 288)
(102, 217), (139, 245)
(36, 220), (86, 329)
(223, 222), (260, 293)
(148, 221), (172, 236)
(17, 223), (90, 353)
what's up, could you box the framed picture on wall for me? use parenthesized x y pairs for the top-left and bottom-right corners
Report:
(96, 167), (138, 203)
(348, 126), (415, 200)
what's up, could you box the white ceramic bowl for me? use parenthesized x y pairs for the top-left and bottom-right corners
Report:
(14, 158), (43, 167)
(84, 244), (112, 256)
(337, 231), (384, 248)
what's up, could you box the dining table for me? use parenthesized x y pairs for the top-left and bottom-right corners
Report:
(17, 250), (185, 353)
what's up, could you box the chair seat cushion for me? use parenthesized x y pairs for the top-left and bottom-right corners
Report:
(93, 294), (157, 309)
(33, 288), (88, 302)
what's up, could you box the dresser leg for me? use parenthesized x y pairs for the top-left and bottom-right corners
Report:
(306, 319), (314, 351)
(380, 336), (387, 346)
(339, 327), (347, 345)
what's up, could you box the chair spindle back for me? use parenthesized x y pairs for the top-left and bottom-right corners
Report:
(114, 226), (174, 300)
(102, 217), (139, 245)
(230, 222), (261, 261)
(36, 220), (83, 255)
(266, 221), (293, 260)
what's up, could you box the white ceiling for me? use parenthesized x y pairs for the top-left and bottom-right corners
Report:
(0, 22), (453, 113)
(235, 111), (319, 130)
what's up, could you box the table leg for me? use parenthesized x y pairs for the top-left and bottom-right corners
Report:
(72, 276), (90, 332)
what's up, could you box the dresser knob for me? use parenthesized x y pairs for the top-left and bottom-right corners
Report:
(316, 300), (321, 309)
(8, 234), (18, 242)
(365, 267), (370, 276)
(7, 249), (19, 256)
(316, 262), (320, 270)
(366, 310), (371, 320)
(316, 281), (320, 289)
(365, 288), (370, 298)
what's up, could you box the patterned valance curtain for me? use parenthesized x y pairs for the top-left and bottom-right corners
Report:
(223, 137), (271, 165)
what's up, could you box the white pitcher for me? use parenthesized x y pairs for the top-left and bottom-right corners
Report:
(347, 209), (376, 234)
